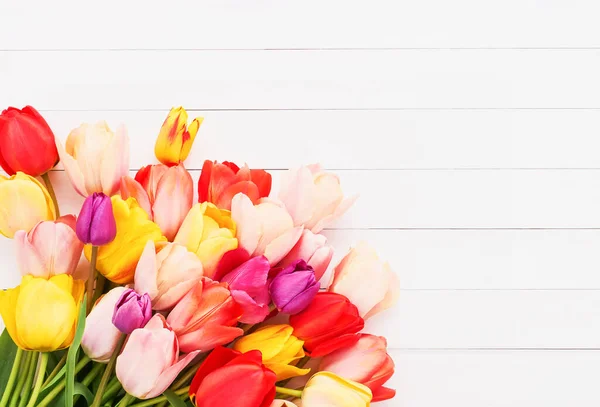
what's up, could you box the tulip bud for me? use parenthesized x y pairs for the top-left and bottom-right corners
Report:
(270, 260), (319, 315)
(112, 288), (152, 334)
(155, 107), (203, 166)
(76, 192), (117, 246)
(302, 372), (372, 406)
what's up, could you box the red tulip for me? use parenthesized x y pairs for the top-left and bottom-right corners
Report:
(198, 160), (271, 210)
(289, 292), (364, 357)
(189, 346), (277, 407)
(0, 106), (58, 176)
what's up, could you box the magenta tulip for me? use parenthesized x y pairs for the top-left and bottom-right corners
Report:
(76, 192), (117, 245)
(112, 288), (152, 334)
(270, 259), (319, 315)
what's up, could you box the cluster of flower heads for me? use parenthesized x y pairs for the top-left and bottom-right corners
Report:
(0, 105), (399, 407)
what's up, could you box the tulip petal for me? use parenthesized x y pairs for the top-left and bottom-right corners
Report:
(308, 246), (334, 283)
(153, 166), (193, 241)
(230, 290), (270, 324)
(134, 240), (160, 301)
(264, 226), (303, 266)
(55, 138), (87, 196)
(218, 181), (260, 210)
(82, 287), (126, 362)
(250, 169), (272, 198)
(120, 176), (152, 217)
(179, 117), (203, 161)
(278, 167), (316, 226)
(0, 285), (22, 348)
(310, 193), (359, 234)
(178, 324), (244, 354)
(100, 124), (130, 196)
(231, 193), (261, 256)
(15, 229), (47, 278)
(144, 350), (201, 399)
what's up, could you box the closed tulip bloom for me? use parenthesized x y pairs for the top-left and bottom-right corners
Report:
(76, 192), (117, 246)
(116, 314), (200, 399)
(289, 292), (364, 357)
(278, 229), (334, 282)
(0, 106), (58, 176)
(320, 334), (395, 401)
(270, 260), (319, 315)
(112, 288), (152, 334)
(121, 164), (193, 241)
(329, 242), (399, 320)
(174, 202), (238, 278)
(0, 172), (56, 238)
(0, 274), (84, 351)
(134, 240), (203, 311)
(302, 372), (372, 407)
(82, 287), (126, 362)
(15, 215), (83, 278)
(279, 164), (357, 233)
(155, 107), (202, 166)
(56, 121), (129, 197)
(198, 160), (272, 210)
(167, 277), (243, 353)
(231, 193), (303, 266)
(233, 325), (310, 381)
(84, 196), (167, 284)
(189, 346), (277, 407)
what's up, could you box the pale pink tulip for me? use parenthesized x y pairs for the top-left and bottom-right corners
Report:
(81, 287), (126, 363)
(278, 229), (334, 282)
(56, 121), (129, 197)
(328, 242), (399, 320)
(278, 164), (358, 233)
(14, 215), (83, 278)
(231, 193), (303, 266)
(134, 240), (203, 311)
(121, 164), (193, 241)
(116, 314), (200, 399)
(270, 401), (299, 407)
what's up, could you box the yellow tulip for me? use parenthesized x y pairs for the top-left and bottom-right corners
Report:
(233, 324), (310, 381)
(174, 202), (237, 278)
(302, 372), (372, 407)
(0, 172), (56, 238)
(154, 107), (203, 166)
(84, 196), (167, 284)
(0, 274), (84, 351)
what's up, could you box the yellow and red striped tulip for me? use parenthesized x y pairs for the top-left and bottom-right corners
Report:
(154, 107), (202, 166)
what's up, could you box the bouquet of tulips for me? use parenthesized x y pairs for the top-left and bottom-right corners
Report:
(0, 106), (399, 407)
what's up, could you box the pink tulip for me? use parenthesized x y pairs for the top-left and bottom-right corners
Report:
(231, 193), (303, 266)
(270, 401), (298, 407)
(278, 229), (334, 282)
(15, 215), (83, 278)
(81, 287), (126, 363)
(278, 164), (358, 233)
(134, 240), (203, 311)
(121, 164), (193, 241)
(319, 334), (396, 402)
(56, 121), (129, 197)
(116, 314), (200, 399)
(328, 242), (399, 320)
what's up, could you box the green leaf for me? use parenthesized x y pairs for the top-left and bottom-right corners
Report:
(163, 389), (187, 407)
(65, 297), (87, 407)
(0, 329), (18, 396)
(73, 382), (94, 405)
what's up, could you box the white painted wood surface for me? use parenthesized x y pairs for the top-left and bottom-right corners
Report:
(2, 1), (599, 405)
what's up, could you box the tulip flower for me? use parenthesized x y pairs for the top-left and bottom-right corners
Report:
(134, 240), (203, 311)
(189, 346), (277, 407)
(320, 334), (396, 401)
(278, 229), (334, 282)
(84, 196), (167, 284)
(0, 172), (56, 238)
(116, 314), (200, 399)
(198, 160), (272, 210)
(231, 193), (303, 266)
(270, 260), (319, 315)
(278, 164), (357, 233)
(76, 192), (117, 246)
(233, 325), (310, 381)
(82, 287), (127, 363)
(289, 292), (364, 357)
(15, 215), (83, 277)
(167, 277), (243, 353)
(154, 107), (202, 166)
(301, 372), (372, 407)
(329, 242), (399, 320)
(121, 164), (193, 241)
(0, 106), (58, 176)
(0, 274), (84, 351)
(56, 121), (129, 197)
(174, 202), (238, 278)
(112, 288), (152, 334)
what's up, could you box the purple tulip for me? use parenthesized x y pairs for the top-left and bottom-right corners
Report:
(76, 192), (117, 246)
(112, 288), (153, 334)
(269, 259), (320, 315)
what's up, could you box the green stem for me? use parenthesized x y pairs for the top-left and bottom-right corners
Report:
(9, 351), (32, 407)
(0, 347), (23, 407)
(92, 273), (107, 305)
(274, 387), (303, 398)
(170, 353), (206, 390)
(41, 173), (60, 218)
(91, 334), (125, 407)
(73, 362), (104, 404)
(17, 352), (39, 407)
(128, 387), (190, 407)
(100, 376), (123, 404)
(87, 245), (99, 313)
(36, 356), (91, 407)
(41, 352), (66, 389)
(118, 394), (135, 406)
(25, 353), (48, 407)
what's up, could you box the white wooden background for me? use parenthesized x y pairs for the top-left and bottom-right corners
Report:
(2, 0), (600, 405)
